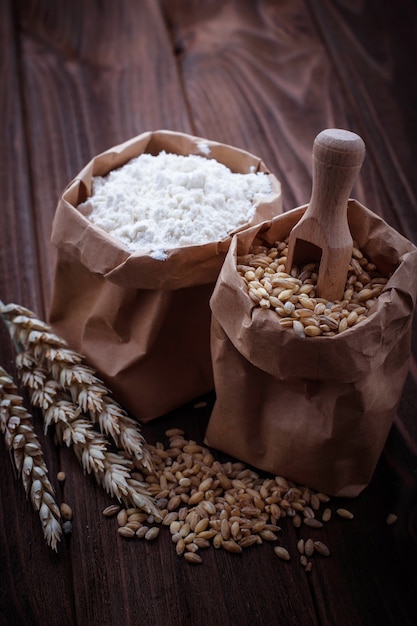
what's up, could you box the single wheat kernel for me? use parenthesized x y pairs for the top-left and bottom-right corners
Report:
(116, 509), (128, 526)
(304, 539), (314, 557)
(313, 541), (330, 556)
(194, 538), (210, 549)
(188, 491), (204, 505)
(165, 428), (184, 437)
(304, 518), (323, 529)
(297, 539), (305, 554)
(118, 526), (135, 539)
(194, 518), (210, 534)
(259, 529), (278, 541)
(303, 506), (315, 519)
(386, 513), (398, 525)
(222, 539), (242, 554)
(162, 512), (179, 526)
(304, 325), (322, 336)
(239, 535), (259, 548)
(274, 546), (291, 561)
(184, 532), (196, 545)
(136, 526), (149, 539)
(220, 519), (231, 541)
(145, 527), (160, 541)
(59, 502), (72, 520)
(175, 538), (186, 555)
(292, 514), (302, 528)
(184, 552), (203, 564)
(322, 508), (332, 522)
(167, 495), (182, 511)
(128, 512), (148, 523)
(201, 501), (217, 515)
(310, 494), (321, 511)
(103, 504), (121, 517)
(169, 520), (182, 535)
(336, 508), (354, 520)
(126, 507), (141, 516)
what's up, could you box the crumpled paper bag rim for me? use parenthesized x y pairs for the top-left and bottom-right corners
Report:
(210, 199), (417, 383)
(51, 130), (282, 290)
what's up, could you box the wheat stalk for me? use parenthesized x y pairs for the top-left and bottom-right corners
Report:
(0, 302), (159, 519)
(0, 366), (62, 550)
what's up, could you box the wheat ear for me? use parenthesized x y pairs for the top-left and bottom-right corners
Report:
(0, 303), (152, 468)
(0, 366), (62, 550)
(0, 302), (159, 518)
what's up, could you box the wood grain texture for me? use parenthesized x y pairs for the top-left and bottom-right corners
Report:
(1, 1), (417, 625)
(0, 0), (43, 313)
(308, 0), (417, 242)
(14, 0), (194, 312)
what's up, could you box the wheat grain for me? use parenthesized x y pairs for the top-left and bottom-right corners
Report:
(313, 541), (330, 556)
(60, 503), (73, 520)
(184, 551), (203, 564)
(236, 239), (388, 336)
(386, 513), (398, 525)
(103, 504), (121, 517)
(110, 428), (341, 569)
(274, 546), (291, 561)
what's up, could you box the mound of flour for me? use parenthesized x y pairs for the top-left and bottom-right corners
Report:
(78, 151), (271, 259)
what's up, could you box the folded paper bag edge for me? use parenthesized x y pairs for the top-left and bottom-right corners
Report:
(210, 200), (417, 384)
(51, 129), (283, 290)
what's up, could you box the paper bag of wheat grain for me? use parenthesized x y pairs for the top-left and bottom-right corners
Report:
(205, 200), (417, 496)
(49, 130), (282, 422)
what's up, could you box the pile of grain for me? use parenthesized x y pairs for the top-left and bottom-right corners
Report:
(104, 428), (357, 569)
(236, 239), (388, 337)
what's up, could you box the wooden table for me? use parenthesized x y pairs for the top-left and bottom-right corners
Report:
(1, 2), (417, 625)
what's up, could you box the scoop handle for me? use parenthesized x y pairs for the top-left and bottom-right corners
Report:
(308, 128), (366, 230)
(285, 128), (366, 301)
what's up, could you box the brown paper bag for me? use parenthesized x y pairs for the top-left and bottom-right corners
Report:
(205, 200), (417, 497)
(49, 130), (282, 422)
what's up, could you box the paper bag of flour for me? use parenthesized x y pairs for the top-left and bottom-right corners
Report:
(205, 200), (417, 496)
(49, 130), (282, 422)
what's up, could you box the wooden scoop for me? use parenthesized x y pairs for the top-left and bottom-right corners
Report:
(285, 128), (366, 301)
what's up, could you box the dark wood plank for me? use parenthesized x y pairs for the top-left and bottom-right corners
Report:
(0, 4), (75, 624)
(0, 0), (44, 313)
(161, 0), (368, 212)
(307, 0), (417, 243)
(305, 446), (417, 626)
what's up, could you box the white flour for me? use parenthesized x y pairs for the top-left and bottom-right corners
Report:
(78, 151), (271, 259)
